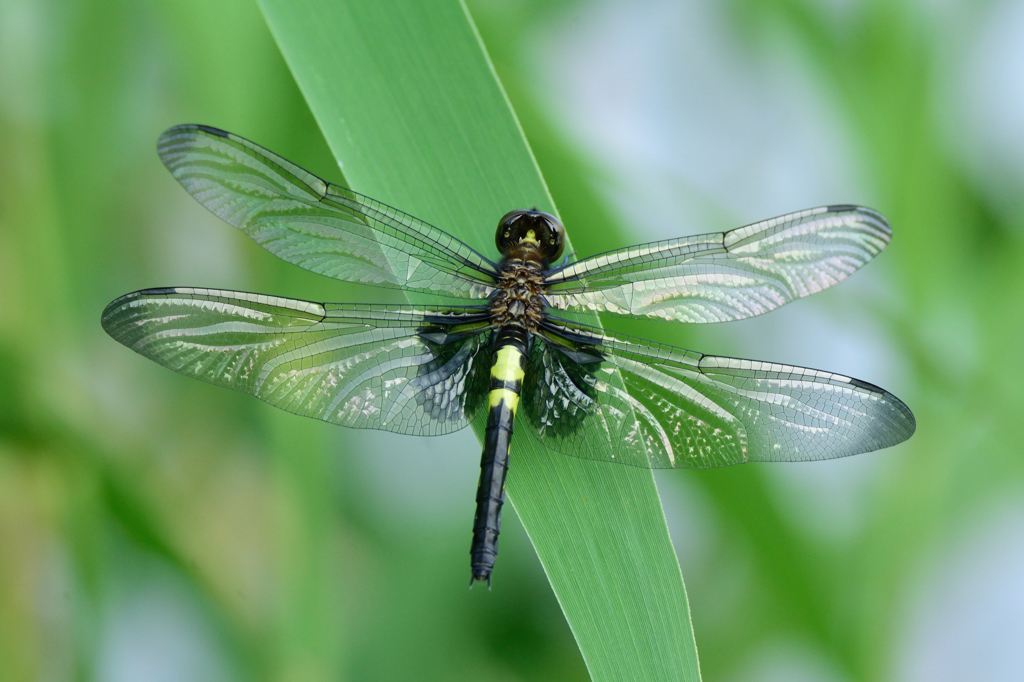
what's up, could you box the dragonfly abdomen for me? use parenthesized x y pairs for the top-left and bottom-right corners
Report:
(471, 325), (530, 585)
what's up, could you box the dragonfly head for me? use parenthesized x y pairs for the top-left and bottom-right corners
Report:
(496, 209), (565, 263)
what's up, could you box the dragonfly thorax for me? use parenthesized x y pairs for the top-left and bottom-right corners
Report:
(490, 257), (547, 331)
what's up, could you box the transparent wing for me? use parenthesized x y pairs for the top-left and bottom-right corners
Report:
(543, 206), (891, 323)
(521, 318), (915, 468)
(158, 125), (499, 298)
(101, 287), (493, 436)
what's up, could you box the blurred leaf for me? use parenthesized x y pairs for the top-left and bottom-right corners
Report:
(255, 0), (701, 679)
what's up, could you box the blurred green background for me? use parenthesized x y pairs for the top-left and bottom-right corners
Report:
(2, 0), (1024, 680)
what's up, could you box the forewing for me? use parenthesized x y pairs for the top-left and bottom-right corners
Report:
(102, 288), (493, 435)
(521, 319), (916, 468)
(543, 206), (891, 323)
(158, 125), (499, 298)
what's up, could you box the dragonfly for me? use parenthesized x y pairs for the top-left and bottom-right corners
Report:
(102, 124), (916, 586)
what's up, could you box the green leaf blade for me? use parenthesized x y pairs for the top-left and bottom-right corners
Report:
(256, 1), (701, 679)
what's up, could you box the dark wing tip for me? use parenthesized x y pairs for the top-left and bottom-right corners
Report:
(832, 204), (891, 231)
(193, 124), (229, 138)
(159, 123), (228, 139)
(100, 292), (136, 337)
(847, 376), (917, 447)
(157, 124), (231, 162)
(828, 204), (893, 247)
(101, 288), (178, 335)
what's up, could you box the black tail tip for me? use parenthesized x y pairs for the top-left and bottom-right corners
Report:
(470, 569), (492, 590)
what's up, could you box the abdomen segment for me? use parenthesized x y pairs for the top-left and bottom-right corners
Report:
(471, 326), (529, 585)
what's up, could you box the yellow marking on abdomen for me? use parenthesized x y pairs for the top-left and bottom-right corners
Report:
(491, 346), (525, 382)
(488, 388), (520, 413)
(489, 345), (525, 415)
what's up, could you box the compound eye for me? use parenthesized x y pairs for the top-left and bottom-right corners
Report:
(495, 209), (565, 263)
(540, 214), (566, 262)
(496, 210), (522, 239)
